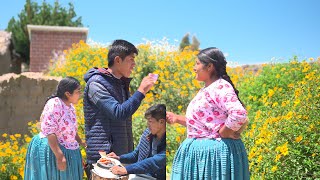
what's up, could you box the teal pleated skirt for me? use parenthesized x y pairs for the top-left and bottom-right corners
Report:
(24, 134), (83, 180)
(171, 138), (250, 180)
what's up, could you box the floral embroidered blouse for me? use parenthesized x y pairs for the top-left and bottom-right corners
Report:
(186, 78), (247, 139)
(39, 97), (79, 150)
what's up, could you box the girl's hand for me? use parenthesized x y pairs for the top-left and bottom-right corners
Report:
(80, 141), (87, 148)
(56, 153), (67, 171)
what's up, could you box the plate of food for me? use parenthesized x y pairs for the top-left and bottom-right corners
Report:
(97, 151), (122, 169)
(97, 158), (117, 169)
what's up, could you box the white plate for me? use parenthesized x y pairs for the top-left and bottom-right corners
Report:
(93, 163), (119, 179)
(98, 157), (122, 166)
(93, 157), (124, 179)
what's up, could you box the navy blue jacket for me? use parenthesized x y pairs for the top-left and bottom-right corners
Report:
(120, 129), (166, 180)
(84, 68), (145, 164)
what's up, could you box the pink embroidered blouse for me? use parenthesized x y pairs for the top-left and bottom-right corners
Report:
(39, 97), (79, 150)
(186, 78), (247, 139)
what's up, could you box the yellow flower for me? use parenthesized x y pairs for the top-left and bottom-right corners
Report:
(10, 135), (16, 141)
(176, 127), (186, 135)
(81, 148), (86, 157)
(12, 156), (19, 163)
(32, 128), (38, 133)
(285, 111), (293, 120)
(10, 175), (18, 180)
(248, 151), (255, 160)
(19, 167), (24, 177)
(5, 148), (12, 155)
(178, 105), (182, 109)
(275, 154), (281, 162)
(271, 166), (278, 172)
(13, 144), (19, 151)
(1, 164), (6, 172)
(25, 136), (32, 143)
(257, 155), (263, 163)
(295, 135), (303, 143)
(176, 136), (181, 143)
(272, 102), (278, 107)
(276, 142), (289, 156)
(268, 89), (275, 98)
(2, 133), (7, 138)
(294, 99), (300, 106)
(14, 134), (21, 138)
(288, 83), (294, 88)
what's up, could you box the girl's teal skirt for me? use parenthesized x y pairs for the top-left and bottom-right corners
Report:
(171, 138), (250, 180)
(24, 134), (83, 180)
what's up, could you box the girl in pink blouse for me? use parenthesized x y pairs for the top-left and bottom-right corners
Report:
(24, 77), (86, 180)
(167, 48), (250, 180)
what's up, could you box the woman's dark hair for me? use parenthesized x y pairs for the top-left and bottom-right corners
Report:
(197, 47), (244, 106)
(46, 76), (80, 104)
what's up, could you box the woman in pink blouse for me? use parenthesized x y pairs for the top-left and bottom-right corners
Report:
(24, 77), (86, 180)
(167, 48), (250, 180)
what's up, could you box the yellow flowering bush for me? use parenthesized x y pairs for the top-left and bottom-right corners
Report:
(0, 132), (32, 179)
(47, 41), (260, 176)
(1, 40), (318, 179)
(48, 41), (320, 178)
(239, 57), (320, 179)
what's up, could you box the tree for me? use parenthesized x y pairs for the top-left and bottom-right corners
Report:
(6, 0), (83, 64)
(191, 35), (200, 51)
(179, 33), (190, 51)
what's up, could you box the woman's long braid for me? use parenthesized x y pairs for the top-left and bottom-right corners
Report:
(218, 62), (245, 107)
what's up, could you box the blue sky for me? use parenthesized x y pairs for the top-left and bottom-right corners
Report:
(1, 0), (319, 65)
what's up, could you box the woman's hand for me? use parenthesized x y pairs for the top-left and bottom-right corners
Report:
(47, 134), (67, 171)
(167, 112), (187, 126)
(56, 153), (67, 171)
(236, 119), (249, 134)
(166, 112), (178, 124)
(218, 125), (241, 139)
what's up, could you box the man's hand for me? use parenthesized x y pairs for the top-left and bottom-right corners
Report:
(107, 152), (120, 160)
(111, 166), (127, 175)
(138, 76), (155, 95)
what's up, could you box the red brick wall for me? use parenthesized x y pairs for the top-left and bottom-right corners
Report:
(29, 31), (87, 72)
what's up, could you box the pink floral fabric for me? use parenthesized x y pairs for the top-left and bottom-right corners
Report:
(39, 97), (79, 150)
(186, 79), (247, 139)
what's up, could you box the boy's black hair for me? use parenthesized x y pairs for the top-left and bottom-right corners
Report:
(107, 39), (138, 67)
(144, 104), (166, 121)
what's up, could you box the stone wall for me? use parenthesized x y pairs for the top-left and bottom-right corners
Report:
(0, 31), (12, 75)
(0, 50), (11, 76)
(0, 73), (61, 134)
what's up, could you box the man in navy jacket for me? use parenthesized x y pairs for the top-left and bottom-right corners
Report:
(107, 104), (166, 180)
(83, 40), (155, 178)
